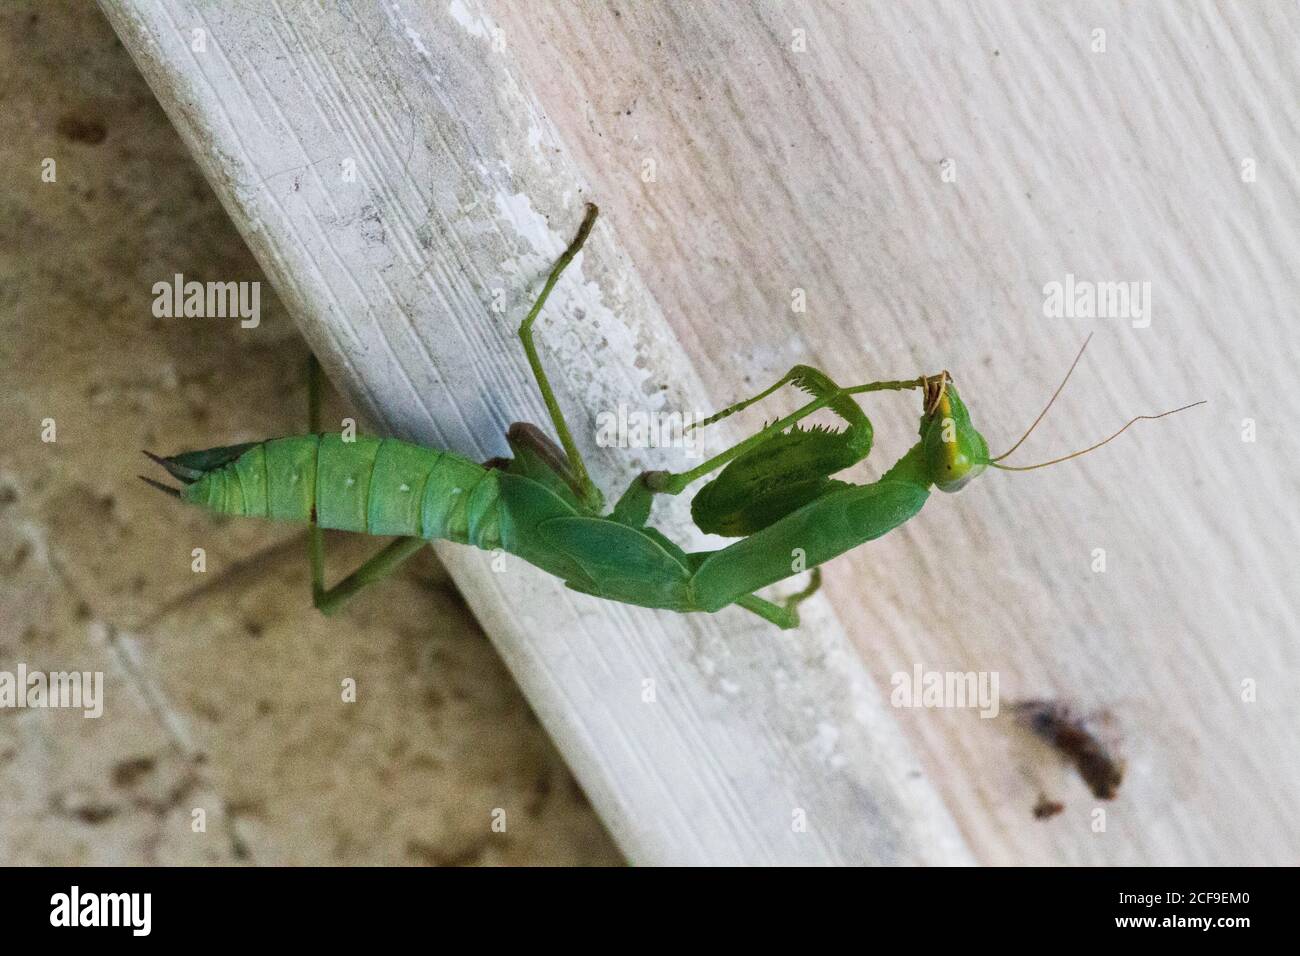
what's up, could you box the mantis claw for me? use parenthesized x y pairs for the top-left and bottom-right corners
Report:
(923, 370), (952, 416)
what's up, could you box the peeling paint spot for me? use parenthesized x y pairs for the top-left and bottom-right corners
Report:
(447, 0), (493, 39)
(390, 2), (432, 57)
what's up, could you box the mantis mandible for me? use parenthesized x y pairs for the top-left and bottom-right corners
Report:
(143, 204), (1204, 629)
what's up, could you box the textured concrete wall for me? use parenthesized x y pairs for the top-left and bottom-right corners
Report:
(0, 1), (619, 866)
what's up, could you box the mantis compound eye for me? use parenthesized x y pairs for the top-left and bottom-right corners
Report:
(924, 429), (987, 492)
(930, 452), (986, 492)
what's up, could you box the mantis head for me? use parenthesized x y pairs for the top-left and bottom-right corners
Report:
(920, 376), (989, 493)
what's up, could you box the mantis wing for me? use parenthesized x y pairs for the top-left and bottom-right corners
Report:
(495, 472), (595, 589)
(499, 422), (587, 511)
(538, 516), (695, 611)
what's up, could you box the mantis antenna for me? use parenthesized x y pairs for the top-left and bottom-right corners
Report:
(987, 333), (1206, 471)
(990, 333), (1093, 463)
(987, 400), (1207, 472)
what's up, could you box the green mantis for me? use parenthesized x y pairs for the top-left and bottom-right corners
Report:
(143, 204), (1204, 629)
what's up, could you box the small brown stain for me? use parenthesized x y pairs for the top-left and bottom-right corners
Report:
(1032, 793), (1065, 820)
(405, 838), (489, 867)
(1014, 699), (1125, 800)
(527, 772), (553, 817)
(51, 793), (118, 825)
(73, 804), (118, 824)
(56, 114), (107, 145)
(111, 756), (157, 788)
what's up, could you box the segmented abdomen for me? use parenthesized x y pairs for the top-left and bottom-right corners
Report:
(184, 435), (502, 550)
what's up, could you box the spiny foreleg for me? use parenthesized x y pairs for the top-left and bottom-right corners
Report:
(642, 368), (930, 499)
(685, 366), (876, 536)
(689, 364), (872, 450)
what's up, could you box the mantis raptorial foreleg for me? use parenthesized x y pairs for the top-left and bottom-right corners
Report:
(636, 368), (933, 497)
(306, 354), (426, 616)
(689, 364), (870, 438)
(611, 365), (929, 625)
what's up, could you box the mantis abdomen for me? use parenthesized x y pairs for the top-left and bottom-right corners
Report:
(182, 435), (503, 550)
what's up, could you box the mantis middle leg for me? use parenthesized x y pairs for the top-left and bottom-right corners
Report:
(307, 203), (602, 613)
(515, 203), (603, 511)
(734, 568), (822, 630)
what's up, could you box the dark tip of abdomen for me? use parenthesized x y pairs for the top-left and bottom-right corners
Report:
(138, 475), (182, 498)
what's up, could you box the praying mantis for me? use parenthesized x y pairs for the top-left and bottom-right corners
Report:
(143, 204), (1204, 629)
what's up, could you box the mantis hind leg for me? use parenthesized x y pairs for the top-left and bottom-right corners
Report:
(515, 203), (603, 512)
(733, 568), (822, 630)
(305, 353), (426, 615)
(311, 536), (428, 616)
